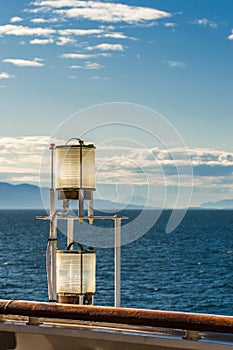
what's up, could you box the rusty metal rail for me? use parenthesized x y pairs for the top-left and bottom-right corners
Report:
(0, 299), (233, 334)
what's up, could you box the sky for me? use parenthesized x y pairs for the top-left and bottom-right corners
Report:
(0, 0), (233, 208)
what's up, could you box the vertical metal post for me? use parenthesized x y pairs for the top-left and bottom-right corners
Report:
(114, 217), (121, 308)
(79, 191), (84, 217)
(67, 219), (74, 247)
(88, 191), (93, 217)
(50, 143), (55, 214)
(51, 217), (57, 301)
(79, 140), (84, 217)
(47, 143), (57, 302)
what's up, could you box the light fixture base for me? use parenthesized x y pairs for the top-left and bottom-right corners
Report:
(58, 294), (94, 305)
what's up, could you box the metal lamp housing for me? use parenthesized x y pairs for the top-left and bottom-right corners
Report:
(56, 247), (96, 297)
(55, 144), (95, 191)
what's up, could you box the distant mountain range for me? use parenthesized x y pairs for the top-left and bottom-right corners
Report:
(0, 182), (232, 210)
(0, 182), (44, 209)
(0, 182), (149, 210)
(199, 199), (233, 209)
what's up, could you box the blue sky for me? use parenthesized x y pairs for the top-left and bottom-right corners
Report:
(0, 0), (233, 207)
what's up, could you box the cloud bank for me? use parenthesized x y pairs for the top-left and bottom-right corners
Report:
(32, 1), (171, 23)
(3, 58), (44, 67)
(0, 24), (55, 36)
(0, 137), (232, 194)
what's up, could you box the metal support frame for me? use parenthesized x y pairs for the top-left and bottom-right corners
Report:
(43, 142), (127, 306)
(41, 213), (127, 306)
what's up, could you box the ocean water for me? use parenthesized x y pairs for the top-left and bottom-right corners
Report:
(0, 209), (232, 316)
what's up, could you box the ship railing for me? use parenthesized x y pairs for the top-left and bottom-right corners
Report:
(0, 299), (233, 345)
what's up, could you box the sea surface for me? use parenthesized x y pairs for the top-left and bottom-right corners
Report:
(0, 209), (232, 316)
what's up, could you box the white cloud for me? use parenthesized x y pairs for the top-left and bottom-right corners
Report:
(32, 0), (86, 8)
(86, 43), (124, 51)
(69, 65), (82, 69)
(0, 24), (55, 37)
(187, 148), (233, 167)
(30, 17), (59, 23)
(56, 36), (76, 46)
(61, 53), (111, 59)
(94, 145), (233, 191)
(89, 76), (108, 80)
(30, 37), (54, 45)
(61, 53), (96, 59)
(228, 31), (233, 40)
(58, 28), (104, 36)
(24, 7), (48, 14)
(0, 135), (67, 180)
(3, 58), (44, 67)
(10, 16), (23, 23)
(0, 72), (15, 80)
(193, 18), (218, 28)
(165, 60), (186, 68)
(57, 7), (169, 24)
(84, 62), (104, 69)
(68, 62), (103, 69)
(0, 136), (56, 185)
(57, 26), (132, 41)
(32, 1), (171, 24)
(99, 32), (131, 40)
(30, 18), (47, 23)
(164, 22), (176, 28)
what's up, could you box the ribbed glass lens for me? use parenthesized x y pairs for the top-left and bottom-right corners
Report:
(55, 146), (95, 190)
(56, 251), (96, 294)
(82, 253), (96, 293)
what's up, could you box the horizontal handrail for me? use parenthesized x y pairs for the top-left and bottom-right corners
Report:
(0, 299), (233, 334)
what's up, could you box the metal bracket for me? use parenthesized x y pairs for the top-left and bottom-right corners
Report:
(184, 330), (200, 341)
